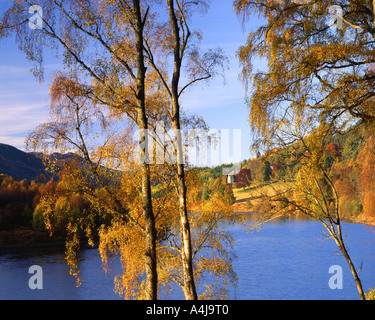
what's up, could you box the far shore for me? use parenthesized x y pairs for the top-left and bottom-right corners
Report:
(1, 185), (373, 248)
(231, 185), (375, 227)
(0, 226), (65, 248)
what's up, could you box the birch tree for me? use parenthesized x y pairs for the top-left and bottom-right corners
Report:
(2, 0), (160, 299)
(233, 0), (373, 300)
(234, 0), (375, 151)
(2, 0), (227, 300)
(144, 0), (227, 300)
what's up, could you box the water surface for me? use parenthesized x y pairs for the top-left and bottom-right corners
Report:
(1, 217), (374, 300)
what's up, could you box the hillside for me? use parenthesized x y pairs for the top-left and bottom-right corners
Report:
(0, 144), (46, 181)
(196, 122), (375, 225)
(240, 123), (375, 225)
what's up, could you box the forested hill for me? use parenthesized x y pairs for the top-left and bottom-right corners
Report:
(0, 144), (45, 181)
(239, 123), (374, 221)
(197, 122), (375, 224)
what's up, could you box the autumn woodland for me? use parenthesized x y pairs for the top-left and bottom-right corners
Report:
(1, 0), (375, 301)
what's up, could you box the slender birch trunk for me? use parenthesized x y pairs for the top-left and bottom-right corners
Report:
(134, 0), (158, 300)
(167, 0), (198, 300)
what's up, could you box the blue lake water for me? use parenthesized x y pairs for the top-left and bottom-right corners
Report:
(0, 217), (374, 300)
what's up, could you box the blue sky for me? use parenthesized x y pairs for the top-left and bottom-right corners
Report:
(0, 1), (262, 164)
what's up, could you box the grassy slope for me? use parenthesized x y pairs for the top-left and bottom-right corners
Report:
(231, 182), (286, 212)
(232, 181), (375, 226)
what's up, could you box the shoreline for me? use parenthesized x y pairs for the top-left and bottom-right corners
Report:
(231, 186), (375, 228)
(231, 204), (375, 227)
(0, 226), (65, 248)
(1, 206), (374, 248)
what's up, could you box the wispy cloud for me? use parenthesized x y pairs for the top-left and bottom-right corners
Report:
(0, 102), (48, 149)
(0, 65), (33, 74)
(0, 136), (31, 151)
(0, 64), (49, 150)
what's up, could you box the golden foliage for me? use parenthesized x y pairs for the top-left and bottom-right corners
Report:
(99, 222), (146, 300)
(356, 132), (375, 217)
(12, 0), (233, 300)
(365, 287), (375, 300)
(235, 0), (375, 152)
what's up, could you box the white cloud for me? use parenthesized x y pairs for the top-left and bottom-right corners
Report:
(0, 65), (49, 149)
(0, 136), (29, 150)
(0, 101), (48, 149)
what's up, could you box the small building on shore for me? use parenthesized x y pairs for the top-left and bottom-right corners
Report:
(222, 163), (241, 184)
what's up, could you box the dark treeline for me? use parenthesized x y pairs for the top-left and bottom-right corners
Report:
(0, 174), (44, 231)
(0, 173), (91, 244)
(0, 166), (237, 245)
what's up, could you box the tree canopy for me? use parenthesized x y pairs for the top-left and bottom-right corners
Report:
(1, 0), (229, 300)
(235, 0), (375, 151)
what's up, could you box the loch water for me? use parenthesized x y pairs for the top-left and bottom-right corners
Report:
(0, 216), (374, 300)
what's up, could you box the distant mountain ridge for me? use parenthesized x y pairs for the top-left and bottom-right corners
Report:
(0, 143), (108, 181)
(0, 143), (46, 181)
